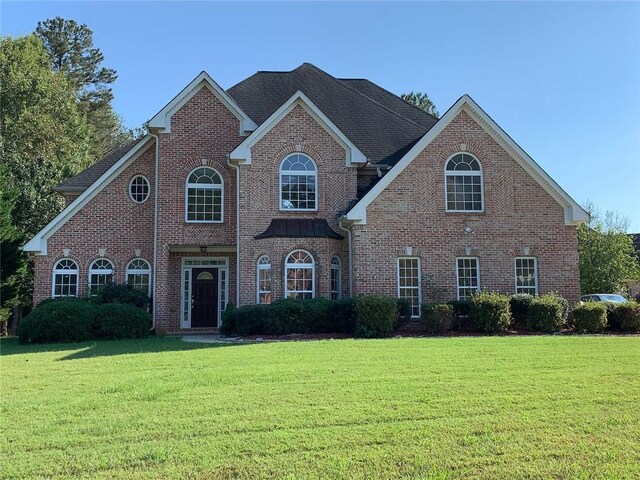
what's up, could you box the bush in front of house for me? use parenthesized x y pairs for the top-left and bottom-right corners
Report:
(395, 298), (412, 329)
(231, 304), (272, 336)
(527, 294), (566, 333)
(91, 283), (149, 309)
(469, 291), (511, 333)
(573, 302), (608, 333)
(330, 297), (356, 333)
(17, 298), (97, 343)
(421, 303), (453, 334)
(268, 298), (341, 334)
(94, 303), (152, 339)
(354, 295), (397, 338)
(219, 302), (236, 336)
(606, 301), (640, 332)
(448, 300), (471, 330)
(509, 294), (534, 326)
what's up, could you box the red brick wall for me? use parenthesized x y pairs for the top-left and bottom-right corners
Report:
(352, 109), (581, 304)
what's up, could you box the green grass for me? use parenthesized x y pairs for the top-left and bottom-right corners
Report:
(1, 336), (639, 479)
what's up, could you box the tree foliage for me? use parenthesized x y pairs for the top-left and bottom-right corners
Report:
(400, 91), (439, 117)
(578, 201), (640, 294)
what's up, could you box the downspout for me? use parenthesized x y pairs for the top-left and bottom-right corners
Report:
(149, 132), (159, 330)
(226, 155), (240, 306)
(338, 218), (353, 297)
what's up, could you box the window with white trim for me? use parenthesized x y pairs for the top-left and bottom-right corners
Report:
(257, 255), (272, 304)
(285, 250), (315, 299)
(280, 154), (317, 211)
(330, 256), (342, 300)
(398, 257), (421, 317)
(129, 175), (150, 203)
(89, 258), (114, 294)
(515, 257), (538, 295)
(186, 167), (223, 222)
(457, 257), (480, 300)
(445, 153), (483, 212)
(52, 259), (79, 298)
(126, 259), (151, 295)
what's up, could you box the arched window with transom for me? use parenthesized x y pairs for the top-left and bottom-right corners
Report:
(285, 250), (315, 299)
(445, 153), (484, 212)
(185, 167), (223, 222)
(88, 258), (114, 294)
(126, 259), (151, 295)
(52, 259), (79, 298)
(280, 154), (317, 211)
(257, 255), (272, 304)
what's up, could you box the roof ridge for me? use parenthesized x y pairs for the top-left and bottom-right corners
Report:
(301, 63), (429, 132)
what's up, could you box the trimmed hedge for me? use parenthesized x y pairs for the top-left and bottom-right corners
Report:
(469, 292), (511, 333)
(573, 302), (608, 333)
(94, 303), (152, 339)
(18, 298), (97, 343)
(91, 283), (149, 309)
(606, 301), (640, 332)
(354, 295), (397, 338)
(509, 294), (533, 326)
(448, 300), (471, 330)
(421, 303), (453, 334)
(527, 294), (566, 333)
(395, 298), (412, 329)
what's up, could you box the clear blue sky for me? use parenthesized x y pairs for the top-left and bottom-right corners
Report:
(3, 2), (639, 230)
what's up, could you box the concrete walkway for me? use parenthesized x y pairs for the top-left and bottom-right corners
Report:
(182, 335), (265, 344)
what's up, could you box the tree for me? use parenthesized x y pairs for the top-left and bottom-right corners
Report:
(577, 201), (640, 294)
(35, 17), (132, 158)
(0, 34), (91, 312)
(401, 91), (439, 117)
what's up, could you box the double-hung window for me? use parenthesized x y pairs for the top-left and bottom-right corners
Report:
(456, 257), (480, 300)
(515, 257), (538, 295)
(280, 154), (317, 211)
(89, 259), (114, 294)
(398, 257), (421, 317)
(445, 153), (483, 212)
(257, 256), (272, 304)
(185, 167), (223, 222)
(126, 259), (151, 295)
(285, 250), (315, 299)
(52, 259), (79, 298)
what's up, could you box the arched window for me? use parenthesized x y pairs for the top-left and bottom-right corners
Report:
(257, 255), (272, 304)
(88, 258), (114, 294)
(129, 175), (150, 203)
(445, 153), (483, 212)
(285, 250), (315, 299)
(280, 154), (317, 211)
(185, 167), (223, 222)
(52, 259), (79, 298)
(330, 256), (342, 300)
(126, 259), (151, 295)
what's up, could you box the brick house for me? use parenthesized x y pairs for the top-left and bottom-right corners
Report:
(24, 63), (589, 333)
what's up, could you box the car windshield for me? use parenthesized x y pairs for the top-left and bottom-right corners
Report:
(600, 294), (627, 303)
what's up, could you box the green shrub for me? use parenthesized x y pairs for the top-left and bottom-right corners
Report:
(509, 294), (534, 326)
(606, 301), (640, 332)
(573, 302), (608, 333)
(448, 300), (471, 330)
(232, 304), (272, 335)
(267, 298), (336, 334)
(421, 303), (453, 334)
(18, 298), (97, 343)
(469, 291), (511, 333)
(547, 292), (569, 322)
(527, 294), (565, 333)
(395, 298), (412, 329)
(354, 295), (397, 338)
(91, 283), (149, 309)
(95, 303), (151, 339)
(219, 302), (236, 336)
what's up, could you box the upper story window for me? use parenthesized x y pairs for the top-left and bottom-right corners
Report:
(330, 256), (342, 300)
(126, 258), (151, 295)
(52, 259), (79, 298)
(129, 175), (150, 203)
(285, 250), (315, 299)
(186, 167), (223, 223)
(89, 258), (114, 294)
(445, 153), (483, 212)
(257, 255), (272, 304)
(280, 154), (317, 211)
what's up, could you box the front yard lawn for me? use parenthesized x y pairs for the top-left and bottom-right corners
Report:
(1, 336), (639, 479)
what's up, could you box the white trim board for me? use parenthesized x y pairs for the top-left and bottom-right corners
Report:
(23, 136), (155, 255)
(229, 90), (367, 167)
(148, 71), (257, 135)
(345, 94), (589, 226)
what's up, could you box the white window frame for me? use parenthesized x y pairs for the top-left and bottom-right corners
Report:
(514, 257), (538, 295)
(456, 257), (480, 300)
(51, 258), (79, 298)
(88, 258), (114, 294)
(330, 256), (342, 300)
(284, 249), (316, 299)
(128, 175), (150, 203)
(256, 255), (272, 304)
(185, 166), (224, 224)
(125, 258), (152, 295)
(279, 153), (318, 212)
(180, 257), (229, 329)
(397, 257), (422, 318)
(444, 152), (484, 213)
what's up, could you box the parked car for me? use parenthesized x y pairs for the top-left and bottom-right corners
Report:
(579, 294), (628, 304)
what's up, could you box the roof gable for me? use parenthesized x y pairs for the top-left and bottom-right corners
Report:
(345, 95), (589, 226)
(148, 71), (257, 134)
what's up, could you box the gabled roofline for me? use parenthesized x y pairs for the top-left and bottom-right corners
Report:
(346, 94), (589, 226)
(23, 136), (155, 255)
(229, 90), (367, 166)
(148, 71), (257, 135)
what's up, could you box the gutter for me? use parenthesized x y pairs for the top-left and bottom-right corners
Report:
(226, 155), (241, 306)
(149, 132), (159, 330)
(337, 217), (354, 297)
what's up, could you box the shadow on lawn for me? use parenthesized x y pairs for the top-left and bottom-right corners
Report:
(0, 336), (245, 360)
